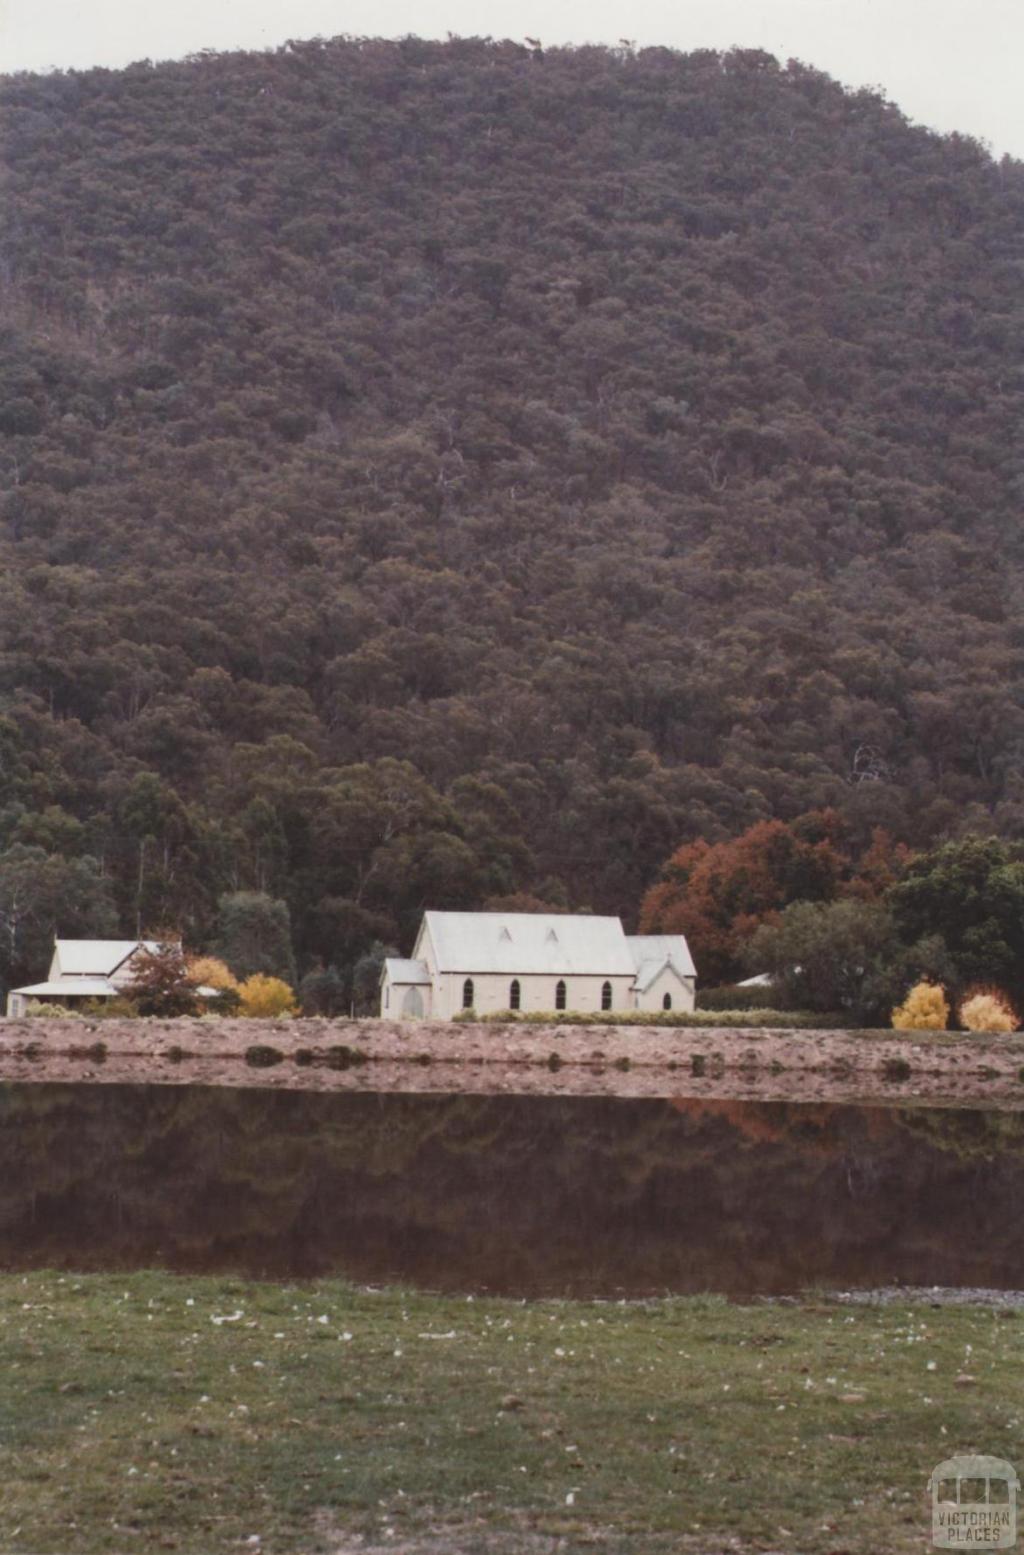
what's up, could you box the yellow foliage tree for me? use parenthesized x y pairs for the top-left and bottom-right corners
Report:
(187, 955), (239, 992)
(891, 980), (950, 1031)
(238, 973), (297, 1017)
(959, 990), (1017, 1033)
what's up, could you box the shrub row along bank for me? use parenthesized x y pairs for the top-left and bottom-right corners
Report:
(455, 1007), (849, 1028)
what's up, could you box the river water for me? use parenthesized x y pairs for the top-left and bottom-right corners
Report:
(1, 1083), (1022, 1296)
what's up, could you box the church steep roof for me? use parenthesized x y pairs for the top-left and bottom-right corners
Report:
(421, 912), (636, 976)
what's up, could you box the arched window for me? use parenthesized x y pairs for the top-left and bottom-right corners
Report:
(463, 978), (475, 1010)
(662, 992), (673, 1011)
(601, 980), (613, 1011)
(509, 979), (521, 1011)
(555, 979), (567, 1011)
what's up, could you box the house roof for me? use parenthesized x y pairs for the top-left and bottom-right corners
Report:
(12, 978), (118, 999)
(54, 939), (164, 976)
(382, 958), (432, 986)
(625, 934), (696, 980)
(420, 912), (637, 976)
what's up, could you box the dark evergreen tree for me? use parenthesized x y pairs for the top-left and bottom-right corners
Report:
(216, 891), (297, 984)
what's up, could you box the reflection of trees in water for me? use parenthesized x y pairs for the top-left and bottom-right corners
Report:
(669, 1097), (843, 1152)
(0, 1086), (1022, 1293)
(893, 1107), (1024, 1163)
(0, 1087), (555, 1266)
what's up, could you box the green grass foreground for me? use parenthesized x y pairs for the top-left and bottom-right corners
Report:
(1, 1273), (1021, 1554)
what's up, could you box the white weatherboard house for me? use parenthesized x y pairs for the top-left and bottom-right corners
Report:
(380, 912), (696, 1021)
(5, 940), (167, 1017)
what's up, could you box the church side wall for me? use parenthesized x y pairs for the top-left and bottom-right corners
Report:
(435, 972), (636, 1020)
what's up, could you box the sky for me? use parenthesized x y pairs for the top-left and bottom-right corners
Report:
(2, 0), (1022, 159)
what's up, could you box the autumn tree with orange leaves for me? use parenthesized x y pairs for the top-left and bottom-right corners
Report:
(639, 813), (910, 986)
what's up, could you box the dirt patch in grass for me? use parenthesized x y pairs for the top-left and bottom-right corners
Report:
(311, 1509), (623, 1552)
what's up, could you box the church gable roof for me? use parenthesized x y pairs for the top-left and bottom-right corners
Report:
(422, 912), (636, 976)
(625, 934), (697, 982)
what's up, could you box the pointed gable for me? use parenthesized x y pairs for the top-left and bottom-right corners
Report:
(625, 933), (697, 987)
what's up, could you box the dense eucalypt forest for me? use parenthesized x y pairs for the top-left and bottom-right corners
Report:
(0, 37), (1022, 1005)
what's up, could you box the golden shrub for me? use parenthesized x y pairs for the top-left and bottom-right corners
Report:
(958, 990), (1018, 1033)
(187, 955), (239, 991)
(238, 973), (296, 1017)
(891, 980), (950, 1031)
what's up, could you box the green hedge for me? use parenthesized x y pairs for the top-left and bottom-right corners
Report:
(697, 984), (789, 1012)
(451, 1008), (847, 1030)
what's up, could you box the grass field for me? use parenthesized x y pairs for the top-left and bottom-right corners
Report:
(1, 1271), (1021, 1553)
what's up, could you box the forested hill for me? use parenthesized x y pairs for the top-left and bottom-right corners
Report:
(0, 38), (1022, 986)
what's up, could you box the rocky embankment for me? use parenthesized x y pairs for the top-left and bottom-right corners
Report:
(1, 1018), (1023, 1108)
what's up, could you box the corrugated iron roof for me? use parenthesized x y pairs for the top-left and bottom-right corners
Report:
(11, 978), (118, 998)
(421, 912), (637, 975)
(54, 939), (165, 975)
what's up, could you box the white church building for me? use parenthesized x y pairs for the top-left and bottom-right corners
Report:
(380, 911), (696, 1021)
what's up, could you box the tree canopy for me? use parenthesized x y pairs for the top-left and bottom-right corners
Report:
(0, 39), (1022, 994)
